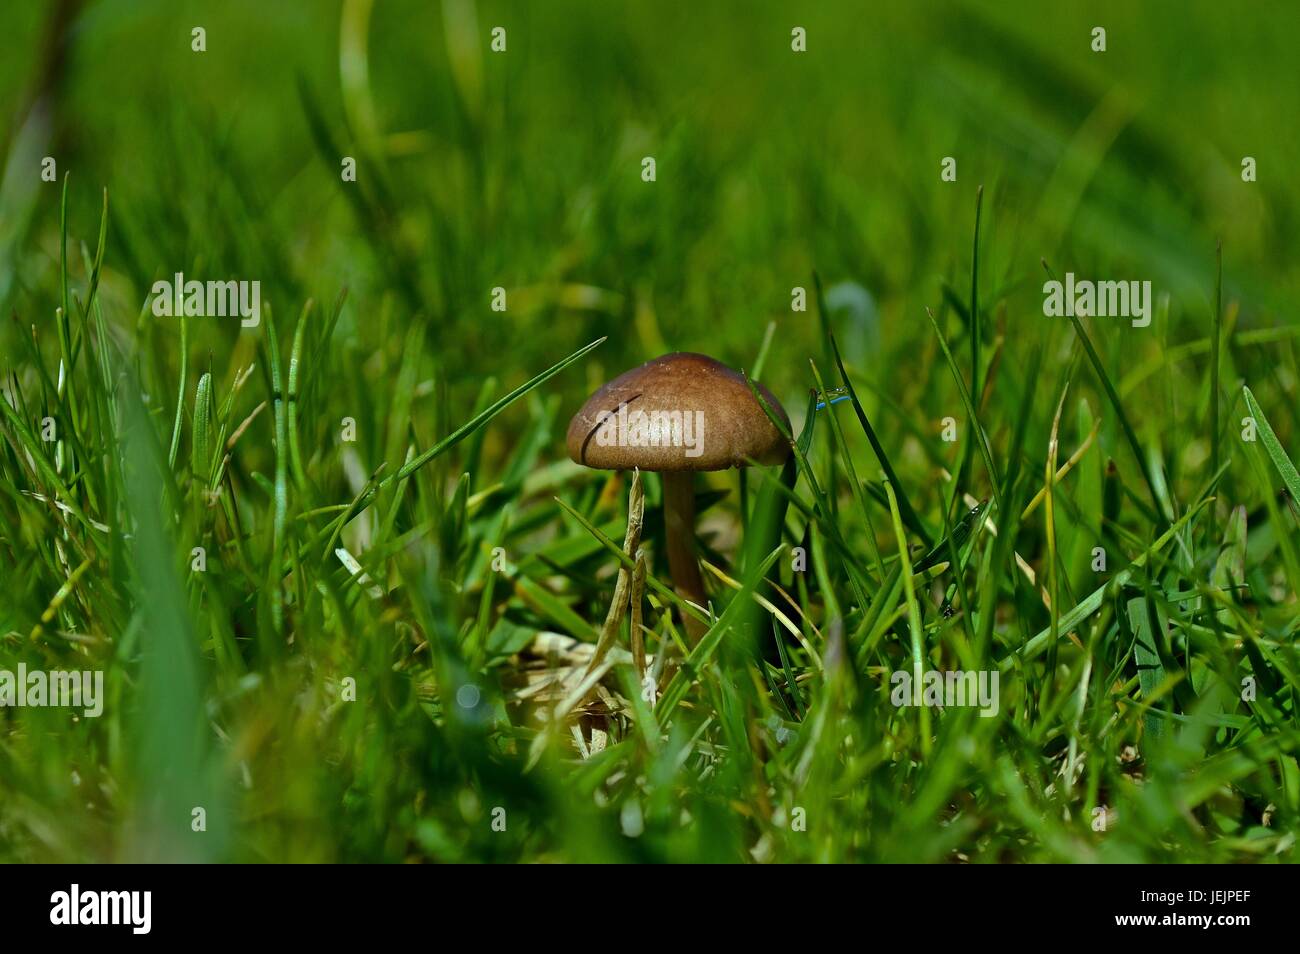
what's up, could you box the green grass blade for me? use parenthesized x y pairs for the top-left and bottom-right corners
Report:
(316, 336), (606, 550)
(1243, 385), (1300, 504)
(925, 307), (1002, 510)
(884, 475), (932, 752)
(654, 544), (784, 721)
(1004, 496), (1211, 670)
(825, 321), (932, 546)
(167, 315), (188, 470)
(1042, 259), (1171, 524)
(191, 371), (212, 482)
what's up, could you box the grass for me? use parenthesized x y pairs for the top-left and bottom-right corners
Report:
(1, 0), (1299, 863)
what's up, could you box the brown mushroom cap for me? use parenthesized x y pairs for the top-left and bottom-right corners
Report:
(566, 352), (791, 472)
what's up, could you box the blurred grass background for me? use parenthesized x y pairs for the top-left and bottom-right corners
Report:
(4, 0), (1296, 381)
(0, 0), (1298, 862)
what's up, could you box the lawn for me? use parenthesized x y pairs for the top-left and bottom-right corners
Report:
(1, 0), (1298, 863)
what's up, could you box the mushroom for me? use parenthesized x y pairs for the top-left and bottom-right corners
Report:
(566, 353), (790, 639)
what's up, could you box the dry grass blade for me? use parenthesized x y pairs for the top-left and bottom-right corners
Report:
(582, 469), (643, 680)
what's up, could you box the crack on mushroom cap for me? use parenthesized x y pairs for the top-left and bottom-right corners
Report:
(565, 353), (791, 472)
(578, 391), (644, 464)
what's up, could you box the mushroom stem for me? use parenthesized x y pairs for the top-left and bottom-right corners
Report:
(662, 470), (708, 641)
